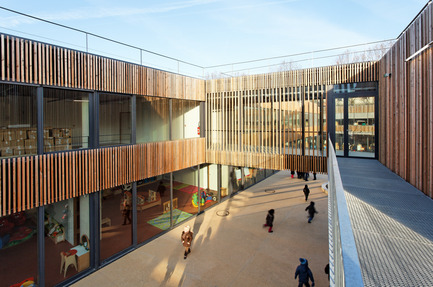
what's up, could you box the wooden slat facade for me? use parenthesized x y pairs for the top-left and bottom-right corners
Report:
(0, 33), (205, 101)
(0, 138), (205, 216)
(206, 63), (378, 172)
(379, 3), (433, 198)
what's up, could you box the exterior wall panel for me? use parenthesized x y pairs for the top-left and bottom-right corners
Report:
(0, 33), (205, 101)
(379, 3), (433, 198)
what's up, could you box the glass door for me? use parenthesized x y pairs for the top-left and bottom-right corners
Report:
(333, 95), (376, 158)
(348, 97), (375, 158)
(334, 98), (345, 156)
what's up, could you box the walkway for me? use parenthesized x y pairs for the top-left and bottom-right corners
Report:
(337, 158), (433, 287)
(73, 171), (329, 287)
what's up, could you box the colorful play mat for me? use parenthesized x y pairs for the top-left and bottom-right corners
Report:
(147, 209), (193, 230)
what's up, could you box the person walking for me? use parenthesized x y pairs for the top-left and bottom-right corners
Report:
(305, 201), (318, 223)
(303, 184), (310, 202)
(121, 198), (131, 225)
(181, 226), (193, 259)
(295, 258), (315, 287)
(263, 209), (275, 233)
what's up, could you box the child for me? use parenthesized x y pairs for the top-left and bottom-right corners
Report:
(181, 226), (193, 259)
(305, 202), (318, 223)
(263, 209), (275, 233)
(303, 184), (310, 202)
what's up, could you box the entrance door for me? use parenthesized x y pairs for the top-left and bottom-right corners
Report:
(333, 95), (376, 158)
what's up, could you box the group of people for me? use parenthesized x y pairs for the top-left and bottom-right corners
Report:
(261, 183), (322, 286)
(291, 170), (317, 181)
(177, 175), (326, 285)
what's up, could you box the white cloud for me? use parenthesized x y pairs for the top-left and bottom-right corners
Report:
(0, 0), (221, 27)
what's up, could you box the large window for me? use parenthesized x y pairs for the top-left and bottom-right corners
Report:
(172, 100), (200, 140)
(45, 197), (90, 286)
(136, 96), (169, 143)
(44, 88), (90, 153)
(0, 84), (37, 158)
(221, 165), (231, 199)
(172, 168), (198, 221)
(137, 175), (170, 244)
(100, 184), (132, 261)
(99, 93), (131, 147)
(0, 209), (38, 287)
(199, 164), (219, 210)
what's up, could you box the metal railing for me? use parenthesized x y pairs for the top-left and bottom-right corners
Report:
(328, 135), (364, 287)
(0, 6), (395, 79)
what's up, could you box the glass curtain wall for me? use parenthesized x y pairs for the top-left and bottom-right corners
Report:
(99, 93), (131, 147)
(172, 99), (200, 140)
(100, 183), (133, 261)
(0, 84), (37, 158)
(172, 168), (198, 223)
(231, 166), (243, 193)
(243, 167), (256, 189)
(221, 165), (231, 199)
(199, 164), (219, 209)
(45, 197), (90, 286)
(0, 209), (38, 287)
(137, 174), (169, 244)
(43, 88), (90, 153)
(136, 96), (169, 143)
(256, 168), (266, 182)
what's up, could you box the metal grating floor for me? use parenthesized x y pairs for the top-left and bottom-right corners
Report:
(337, 158), (433, 287)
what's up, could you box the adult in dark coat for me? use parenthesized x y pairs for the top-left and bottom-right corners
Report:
(263, 209), (275, 233)
(121, 198), (131, 225)
(181, 225), (193, 259)
(305, 201), (318, 223)
(295, 258), (315, 287)
(157, 181), (166, 197)
(303, 184), (310, 202)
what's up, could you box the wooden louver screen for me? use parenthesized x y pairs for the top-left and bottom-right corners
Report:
(205, 62), (378, 173)
(0, 33), (205, 101)
(0, 138), (205, 216)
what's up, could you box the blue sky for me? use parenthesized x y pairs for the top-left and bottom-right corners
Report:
(0, 0), (428, 77)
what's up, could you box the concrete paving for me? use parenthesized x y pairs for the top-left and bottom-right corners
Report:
(72, 171), (329, 287)
(338, 158), (433, 287)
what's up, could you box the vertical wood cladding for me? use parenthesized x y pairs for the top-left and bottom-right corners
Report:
(0, 138), (205, 216)
(379, 3), (433, 198)
(0, 34), (205, 101)
(206, 62), (378, 172)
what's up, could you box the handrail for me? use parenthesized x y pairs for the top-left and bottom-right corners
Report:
(328, 135), (364, 286)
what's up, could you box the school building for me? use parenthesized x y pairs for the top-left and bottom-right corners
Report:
(0, 2), (432, 286)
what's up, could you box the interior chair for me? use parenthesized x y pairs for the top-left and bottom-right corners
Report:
(60, 249), (77, 277)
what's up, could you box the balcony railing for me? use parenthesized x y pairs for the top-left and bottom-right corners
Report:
(327, 135), (364, 286)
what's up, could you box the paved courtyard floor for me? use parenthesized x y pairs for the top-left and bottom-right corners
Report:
(73, 171), (329, 287)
